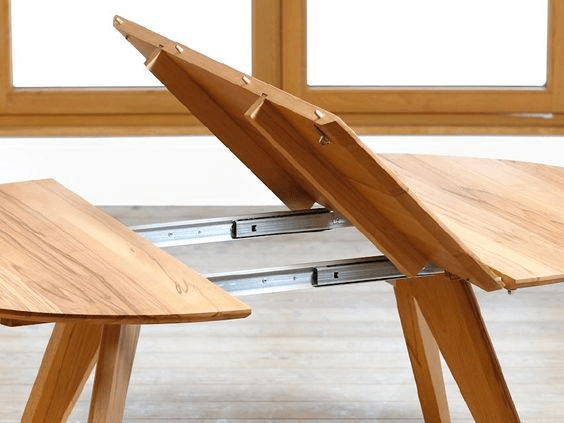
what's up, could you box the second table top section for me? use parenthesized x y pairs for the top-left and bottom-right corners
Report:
(381, 155), (564, 289)
(0, 179), (251, 324)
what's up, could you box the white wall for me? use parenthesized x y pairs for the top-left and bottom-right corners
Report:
(0, 136), (562, 205)
(4, 1), (562, 205)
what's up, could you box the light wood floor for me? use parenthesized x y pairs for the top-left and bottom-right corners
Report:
(2, 206), (564, 422)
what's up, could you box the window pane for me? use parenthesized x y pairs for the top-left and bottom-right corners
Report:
(11, 0), (251, 87)
(308, 0), (548, 87)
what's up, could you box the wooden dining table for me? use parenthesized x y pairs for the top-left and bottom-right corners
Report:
(0, 179), (251, 422)
(112, 16), (564, 422)
(1, 14), (563, 422)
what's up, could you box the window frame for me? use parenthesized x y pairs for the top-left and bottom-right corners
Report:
(280, 0), (564, 134)
(0, 0), (278, 136)
(1, 0), (563, 136)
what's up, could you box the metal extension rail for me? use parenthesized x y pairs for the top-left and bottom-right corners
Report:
(131, 208), (442, 295)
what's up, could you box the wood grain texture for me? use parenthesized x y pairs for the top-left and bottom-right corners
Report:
(5, 204), (564, 422)
(398, 275), (520, 422)
(0, 0), (10, 112)
(395, 283), (451, 422)
(300, 86), (553, 114)
(0, 113), (209, 137)
(341, 112), (564, 135)
(549, 0), (564, 113)
(22, 323), (103, 422)
(381, 155), (564, 289)
(252, 0), (282, 87)
(5, 89), (185, 115)
(280, 0), (306, 96)
(89, 325), (140, 423)
(0, 179), (250, 323)
(2, 113), (564, 137)
(0, 317), (46, 327)
(0, 207), (564, 423)
(115, 17), (501, 291)
(245, 96), (426, 276)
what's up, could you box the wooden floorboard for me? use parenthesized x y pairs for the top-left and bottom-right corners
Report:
(1, 206), (563, 422)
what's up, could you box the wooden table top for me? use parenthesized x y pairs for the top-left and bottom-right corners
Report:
(116, 17), (564, 292)
(0, 179), (250, 324)
(381, 155), (564, 290)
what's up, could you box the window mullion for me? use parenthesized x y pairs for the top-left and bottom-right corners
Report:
(548, 0), (564, 112)
(252, 0), (282, 87)
(0, 0), (11, 112)
(281, 0), (306, 96)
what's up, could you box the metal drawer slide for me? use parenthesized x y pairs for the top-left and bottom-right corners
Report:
(131, 208), (441, 295)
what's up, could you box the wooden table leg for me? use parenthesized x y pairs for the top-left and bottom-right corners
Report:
(22, 322), (104, 423)
(88, 325), (140, 423)
(395, 274), (520, 422)
(395, 282), (451, 422)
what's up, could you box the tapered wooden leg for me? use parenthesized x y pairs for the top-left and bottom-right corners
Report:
(22, 322), (104, 423)
(88, 325), (140, 423)
(396, 274), (520, 422)
(395, 283), (451, 422)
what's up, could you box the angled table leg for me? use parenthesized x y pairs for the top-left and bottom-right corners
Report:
(395, 282), (451, 422)
(22, 322), (104, 423)
(88, 325), (140, 423)
(395, 274), (520, 423)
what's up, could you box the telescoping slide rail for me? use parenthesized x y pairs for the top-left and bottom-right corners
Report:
(131, 208), (442, 295)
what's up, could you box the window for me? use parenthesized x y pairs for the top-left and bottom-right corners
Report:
(1, 0), (563, 136)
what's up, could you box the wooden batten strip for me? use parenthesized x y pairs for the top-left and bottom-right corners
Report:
(245, 96), (428, 277)
(316, 120), (501, 291)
